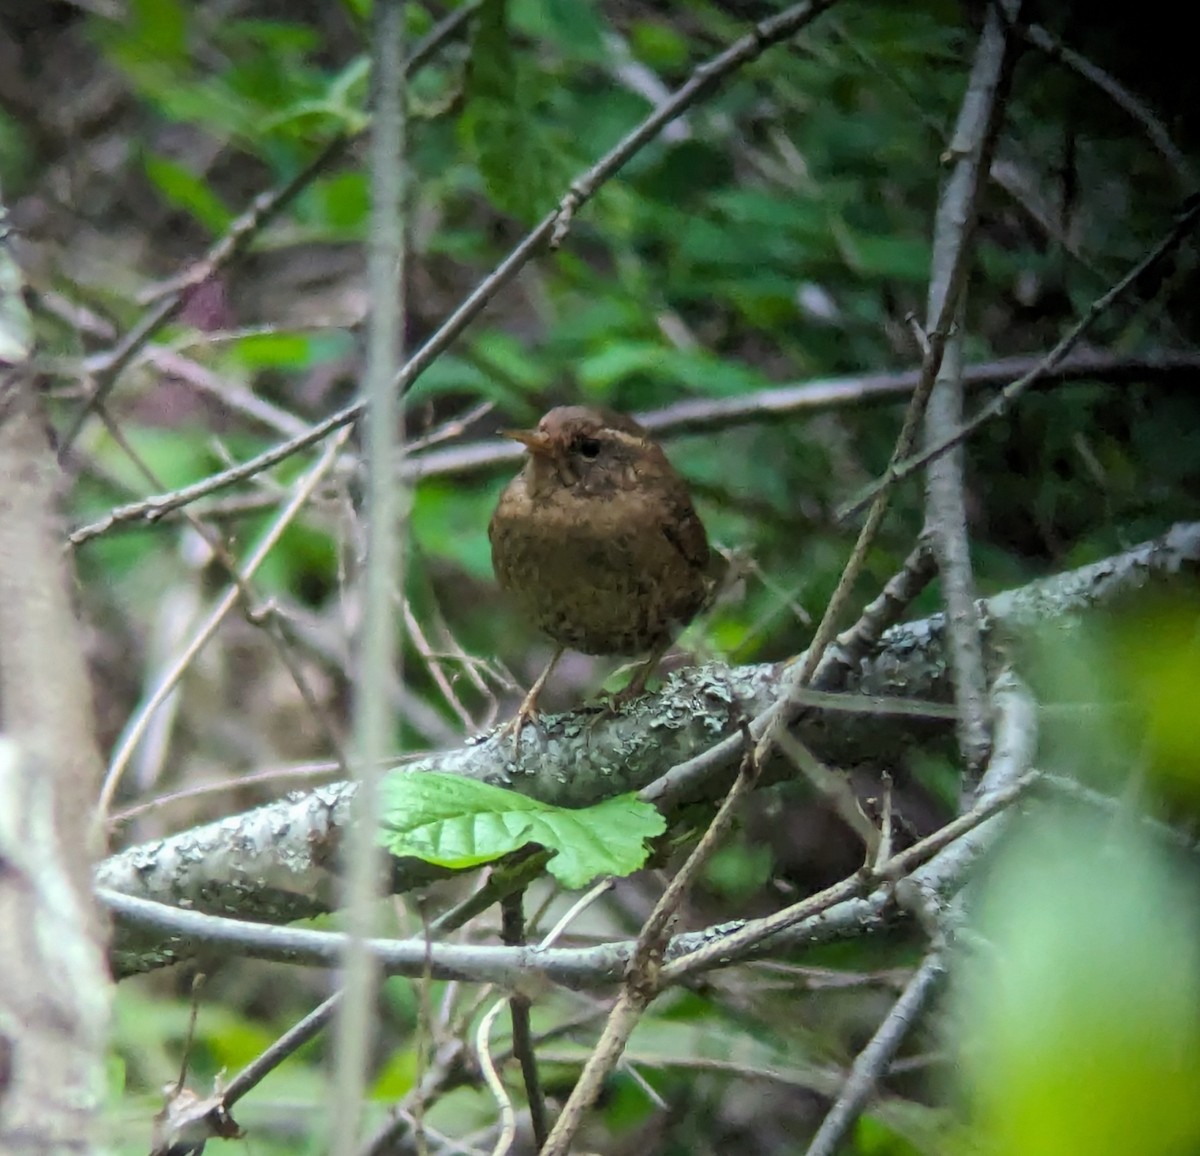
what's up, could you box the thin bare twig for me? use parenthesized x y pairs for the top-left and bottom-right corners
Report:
(331, 2), (408, 1149)
(659, 766), (1040, 985)
(747, 1), (1018, 774)
(1020, 22), (1194, 189)
(470, 882), (614, 1156)
(921, 0), (1022, 790)
(500, 893), (549, 1150)
(538, 744), (761, 1156)
(224, 992), (343, 1107)
(97, 425), (354, 825)
(841, 193), (1200, 517)
(57, 2), (477, 453)
(92, 408), (350, 781)
(71, 349), (1200, 541)
(639, 543), (936, 812)
(803, 674), (1038, 1153)
(68, 0), (840, 542)
(803, 951), (945, 1156)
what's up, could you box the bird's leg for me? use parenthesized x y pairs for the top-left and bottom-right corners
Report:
(499, 646), (564, 754)
(611, 638), (672, 706)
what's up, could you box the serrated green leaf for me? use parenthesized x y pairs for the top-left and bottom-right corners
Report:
(378, 771), (666, 889)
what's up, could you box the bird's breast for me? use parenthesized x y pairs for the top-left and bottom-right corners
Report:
(489, 483), (709, 655)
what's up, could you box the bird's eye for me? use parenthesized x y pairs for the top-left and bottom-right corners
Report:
(576, 436), (602, 460)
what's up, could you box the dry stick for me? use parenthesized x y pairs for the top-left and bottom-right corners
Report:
(840, 193), (1200, 519)
(68, 0), (840, 545)
(93, 408), (350, 778)
(145, 348), (312, 439)
(56, 2), (477, 455)
(1019, 22), (1194, 189)
(475, 1000), (518, 1156)
(921, 0), (1021, 793)
(465, 884), (615, 1156)
(640, 539), (936, 812)
(802, 951), (946, 1156)
(538, 746), (761, 1156)
(404, 600), (478, 732)
(501, 893), (550, 1151)
(666, 674), (1038, 985)
(70, 395), (495, 545)
(224, 992), (343, 1108)
(398, 349), (1199, 480)
(924, 307), (993, 790)
(801, 673), (1037, 1155)
(367, 887), (611, 1156)
(828, 17), (1097, 277)
(71, 347), (1200, 543)
(662, 765), (1040, 985)
(331, 2), (408, 1150)
(216, 862), (547, 1122)
(747, 36), (1008, 772)
(97, 424), (354, 824)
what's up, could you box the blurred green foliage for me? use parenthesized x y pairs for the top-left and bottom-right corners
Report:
(957, 809), (1200, 1156)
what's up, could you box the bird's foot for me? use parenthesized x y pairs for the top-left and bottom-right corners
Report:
(496, 647), (563, 757)
(495, 697), (543, 757)
(586, 666), (656, 723)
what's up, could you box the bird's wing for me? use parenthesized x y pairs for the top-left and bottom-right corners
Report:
(659, 485), (710, 570)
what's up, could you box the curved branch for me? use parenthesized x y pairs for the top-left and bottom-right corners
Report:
(96, 522), (1200, 977)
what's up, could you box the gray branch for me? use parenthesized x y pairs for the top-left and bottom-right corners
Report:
(98, 522), (1200, 977)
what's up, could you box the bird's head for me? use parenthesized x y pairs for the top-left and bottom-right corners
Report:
(502, 406), (654, 496)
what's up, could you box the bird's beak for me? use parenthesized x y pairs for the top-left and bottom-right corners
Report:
(502, 429), (555, 458)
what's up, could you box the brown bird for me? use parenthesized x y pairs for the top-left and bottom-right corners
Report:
(489, 405), (722, 742)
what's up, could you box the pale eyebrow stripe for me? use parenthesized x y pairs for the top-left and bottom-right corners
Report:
(606, 429), (648, 451)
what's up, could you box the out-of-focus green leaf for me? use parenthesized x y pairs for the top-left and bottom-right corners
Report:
(956, 808), (1200, 1156)
(471, 330), (552, 394)
(513, 0), (606, 60)
(306, 170), (370, 230)
(371, 1045), (419, 1100)
(629, 19), (690, 70)
(378, 771), (666, 888)
(128, 0), (189, 66)
(411, 480), (499, 581)
(1109, 599), (1200, 800)
(460, 0), (562, 221)
(230, 331), (323, 371)
(143, 155), (234, 233)
(837, 227), (931, 281)
(854, 1110), (934, 1156)
(704, 836), (773, 902)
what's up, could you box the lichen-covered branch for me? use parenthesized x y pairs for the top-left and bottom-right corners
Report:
(95, 522), (1200, 977)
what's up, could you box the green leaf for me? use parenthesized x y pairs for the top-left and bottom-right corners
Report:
(460, 0), (558, 221)
(143, 154), (234, 233)
(410, 480), (498, 580)
(130, 0), (189, 66)
(230, 331), (325, 370)
(378, 771), (666, 889)
(956, 809), (1200, 1156)
(630, 19), (690, 71)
